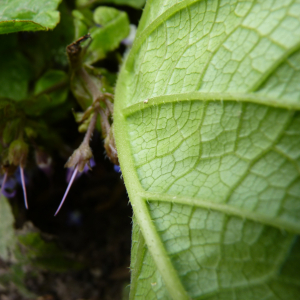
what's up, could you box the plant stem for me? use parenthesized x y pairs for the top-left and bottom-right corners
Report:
(83, 112), (98, 145)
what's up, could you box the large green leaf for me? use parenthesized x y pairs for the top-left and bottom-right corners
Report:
(114, 0), (300, 299)
(0, 0), (62, 34)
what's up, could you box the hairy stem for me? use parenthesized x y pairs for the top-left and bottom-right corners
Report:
(83, 112), (98, 145)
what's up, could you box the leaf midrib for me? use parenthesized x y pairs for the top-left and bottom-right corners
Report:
(122, 92), (300, 116)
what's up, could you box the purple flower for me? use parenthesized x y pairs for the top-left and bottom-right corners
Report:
(35, 149), (53, 177)
(113, 165), (121, 173)
(0, 167), (28, 208)
(0, 174), (17, 198)
(66, 158), (96, 182)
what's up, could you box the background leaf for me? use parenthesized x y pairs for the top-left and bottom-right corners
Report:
(114, 0), (300, 299)
(0, 196), (80, 296)
(0, 0), (62, 34)
(75, 0), (146, 9)
(72, 6), (130, 64)
(87, 6), (130, 63)
(0, 196), (16, 260)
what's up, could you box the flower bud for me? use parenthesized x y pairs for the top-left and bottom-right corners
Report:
(104, 126), (119, 165)
(1, 164), (17, 176)
(8, 140), (29, 167)
(65, 143), (93, 172)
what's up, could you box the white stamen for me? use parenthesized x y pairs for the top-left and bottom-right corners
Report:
(54, 166), (79, 216)
(20, 167), (28, 209)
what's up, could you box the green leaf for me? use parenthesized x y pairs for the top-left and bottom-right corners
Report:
(0, 48), (32, 101)
(114, 0), (300, 299)
(18, 69), (68, 117)
(0, 197), (35, 298)
(72, 6), (130, 64)
(22, 69), (69, 116)
(0, 0), (62, 34)
(86, 7), (130, 64)
(2, 118), (20, 144)
(73, 9), (93, 39)
(19, 2), (75, 73)
(34, 70), (67, 96)
(0, 196), (16, 260)
(18, 231), (82, 272)
(75, 0), (146, 9)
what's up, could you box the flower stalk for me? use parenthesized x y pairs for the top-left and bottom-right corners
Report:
(54, 34), (119, 215)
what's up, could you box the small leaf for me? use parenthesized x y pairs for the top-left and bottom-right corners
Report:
(0, 0), (62, 34)
(93, 6), (120, 25)
(2, 119), (20, 144)
(86, 7), (130, 64)
(18, 231), (82, 272)
(72, 9), (93, 39)
(25, 69), (68, 116)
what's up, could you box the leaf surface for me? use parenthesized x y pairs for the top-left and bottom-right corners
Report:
(114, 0), (300, 299)
(0, 0), (62, 34)
(0, 36), (32, 101)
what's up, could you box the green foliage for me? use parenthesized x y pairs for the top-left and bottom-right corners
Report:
(2, 0), (299, 298)
(18, 232), (82, 272)
(0, 196), (16, 260)
(28, 69), (69, 115)
(0, 196), (81, 296)
(75, 0), (146, 9)
(0, 0), (130, 296)
(0, 0), (123, 156)
(87, 6), (130, 63)
(72, 6), (130, 63)
(0, 0), (62, 34)
(114, 0), (300, 299)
